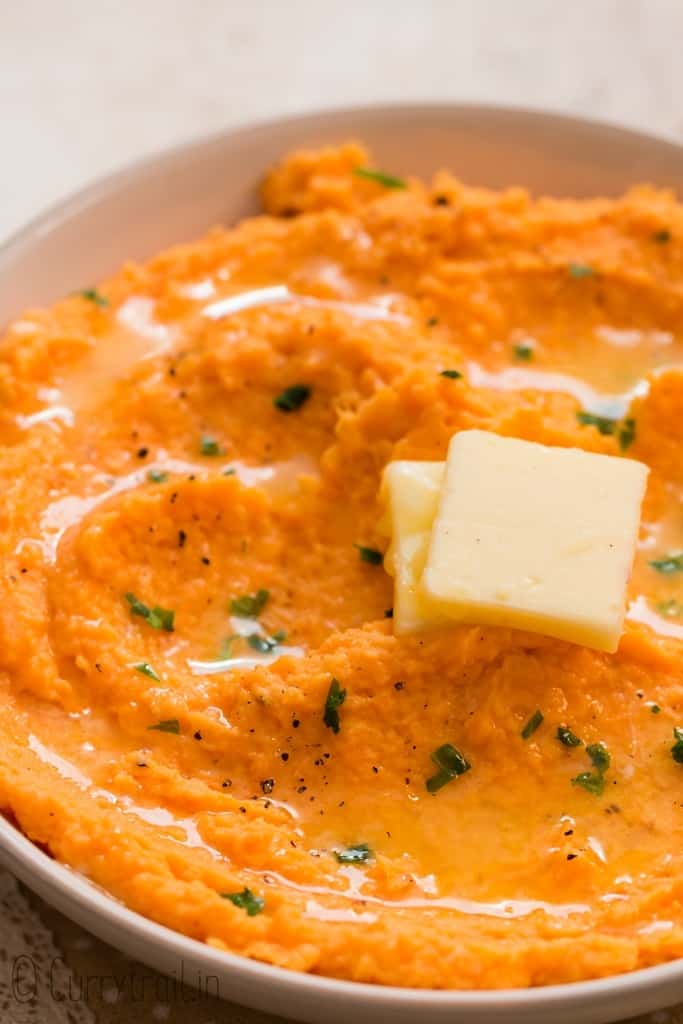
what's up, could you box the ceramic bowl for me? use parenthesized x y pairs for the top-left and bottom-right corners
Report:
(1, 103), (683, 1023)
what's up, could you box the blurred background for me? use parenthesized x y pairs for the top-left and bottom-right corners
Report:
(1, 0), (681, 242)
(1, 2), (682, 1022)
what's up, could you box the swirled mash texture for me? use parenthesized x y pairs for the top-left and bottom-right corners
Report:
(0, 143), (683, 988)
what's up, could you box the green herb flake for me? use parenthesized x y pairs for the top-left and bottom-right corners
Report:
(557, 725), (583, 748)
(576, 411), (617, 436)
(229, 589), (270, 617)
(571, 770), (605, 796)
(353, 166), (407, 190)
(134, 662), (160, 681)
(247, 630), (286, 654)
(586, 741), (610, 774)
(521, 709), (544, 740)
(426, 742), (471, 793)
(355, 544), (383, 565)
(440, 369), (463, 379)
(618, 417), (636, 450)
(656, 598), (683, 617)
(147, 469), (169, 483)
(334, 843), (373, 864)
(653, 229), (672, 243)
(571, 741), (610, 796)
(80, 288), (109, 307)
(273, 384), (311, 413)
(427, 317), (439, 327)
(148, 718), (180, 734)
(513, 342), (534, 361)
(221, 887), (265, 916)
(248, 635), (271, 653)
(576, 411), (635, 448)
(672, 727), (683, 764)
(651, 704), (662, 714)
(568, 263), (595, 279)
(650, 553), (683, 574)
(323, 678), (346, 734)
(125, 593), (175, 632)
(199, 435), (222, 456)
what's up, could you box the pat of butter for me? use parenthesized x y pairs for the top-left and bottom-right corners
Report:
(422, 430), (648, 652)
(380, 461), (449, 634)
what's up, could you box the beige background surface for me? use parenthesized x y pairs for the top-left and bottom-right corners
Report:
(1, 0), (683, 1021)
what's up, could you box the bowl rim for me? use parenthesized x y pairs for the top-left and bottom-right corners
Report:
(3, 807), (683, 1013)
(1, 99), (683, 1017)
(2, 97), (683, 267)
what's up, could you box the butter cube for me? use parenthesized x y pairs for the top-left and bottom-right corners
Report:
(380, 461), (448, 634)
(422, 430), (648, 652)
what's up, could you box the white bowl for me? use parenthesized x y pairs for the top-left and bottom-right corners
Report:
(1, 103), (683, 1023)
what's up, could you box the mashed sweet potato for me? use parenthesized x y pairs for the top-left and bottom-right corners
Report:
(1, 143), (683, 988)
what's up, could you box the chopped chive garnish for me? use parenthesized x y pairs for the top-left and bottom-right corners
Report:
(334, 843), (373, 864)
(521, 709), (544, 740)
(147, 469), (168, 483)
(355, 544), (383, 565)
(323, 678), (346, 734)
(273, 384), (311, 412)
(353, 167), (406, 190)
(247, 630), (286, 654)
(653, 229), (671, 243)
(426, 742), (471, 793)
(247, 634), (269, 652)
(513, 342), (534, 361)
(571, 741), (610, 796)
(656, 599), (683, 617)
(618, 417), (636, 450)
(134, 662), (160, 680)
(672, 727), (683, 764)
(221, 887), (265, 916)
(440, 369), (462, 379)
(576, 411), (617, 436)
(650, 553), (683, 574)
(125, 593), (175, 632)
(568, 263), (595, 279)
(80, 288), (109, 307)
(229, 589), (270, 617)
(571, 771), (605, 795)
(199, 435), (222, 456)
(576, 411), (635, 448)
(586, 742), (610, 774)
(148, 718), (180, 734)
(557, 725), (582, 748)
(576, 410), (635, 448)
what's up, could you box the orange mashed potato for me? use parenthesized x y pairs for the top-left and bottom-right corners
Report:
(1, 143), (683, 989)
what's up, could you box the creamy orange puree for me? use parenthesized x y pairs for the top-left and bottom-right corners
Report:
(2, 142), (683, 989)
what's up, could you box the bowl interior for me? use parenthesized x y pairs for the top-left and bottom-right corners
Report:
(1, 103), (683, 1024)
